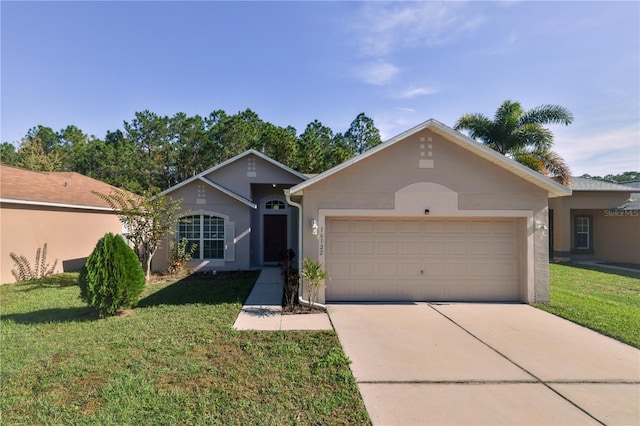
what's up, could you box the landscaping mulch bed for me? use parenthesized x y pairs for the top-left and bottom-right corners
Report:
(281, 305), (325, 315)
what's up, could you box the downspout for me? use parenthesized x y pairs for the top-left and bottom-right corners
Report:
(284, 189), (327, 311)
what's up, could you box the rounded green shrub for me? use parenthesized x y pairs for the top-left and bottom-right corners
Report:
(79, 233), (146, 317)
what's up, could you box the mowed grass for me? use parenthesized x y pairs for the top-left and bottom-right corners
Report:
(0, 272), (370, 425)
(536, 263), (640, 348)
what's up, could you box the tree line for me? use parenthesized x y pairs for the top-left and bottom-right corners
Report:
(0, 109), (382, 194)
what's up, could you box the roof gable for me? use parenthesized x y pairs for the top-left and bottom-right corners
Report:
(289, 119), (571, 198)
(0, 165), (129, 210)
(162, 149), (307, 196)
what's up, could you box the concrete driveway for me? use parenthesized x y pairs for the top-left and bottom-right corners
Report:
(329, 303), (640, 425)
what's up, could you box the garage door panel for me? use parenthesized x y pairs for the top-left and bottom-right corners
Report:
(354, 240), (374, 255)
(353, 262), (373, 277)
(447, 262), (469, 276)
(423, 221), (445, 233)
(423, 262), (445, 277)
(401, 220), (421, 233)
(377, 220), (398, 233)
(471, 220), (492, 233)
(329, 240), (350, 255)
(326, 218), (521, 302)
(494, 220), (516, 234)
(353, 220), (373, 233)
(328, 261), (351, 277)
(330, 219), (351, 233)
(400, 262), (422, 276)
(377, 241), (398, 255)
(447, 221), (469, 233)
(447, 241), (468, 255)
(401, 241), (422, 255)
(468, 262), (492, 276)
(423, 240), (446, 254)
(377, 263), (398, 276)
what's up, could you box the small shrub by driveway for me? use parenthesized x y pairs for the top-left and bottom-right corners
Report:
(536, 263), (640, 348)
(0, 273), (369, 425)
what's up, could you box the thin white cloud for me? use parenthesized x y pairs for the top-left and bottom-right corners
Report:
(349, 2), (484, 88)
(354, 2), (486, 57)
(357, 62), (400, 86)
(396, 107), (416, 113)
(395, 86), (439, 99)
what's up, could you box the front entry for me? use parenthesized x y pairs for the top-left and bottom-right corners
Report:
(263, 214), (287, 263)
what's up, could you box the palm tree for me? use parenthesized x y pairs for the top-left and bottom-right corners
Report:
(454, 100), (573, 185)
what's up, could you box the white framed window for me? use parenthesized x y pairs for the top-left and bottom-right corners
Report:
(575, 216), (590, 250)
(178, 215), (225, 259)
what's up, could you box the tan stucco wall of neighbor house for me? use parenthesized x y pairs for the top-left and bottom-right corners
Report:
(296, 128), (551, 304)
(549, 192), (639, 264)
(1, 204), (123, 284)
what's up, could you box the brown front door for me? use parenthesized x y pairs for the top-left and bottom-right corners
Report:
(264, 215), (287, 263)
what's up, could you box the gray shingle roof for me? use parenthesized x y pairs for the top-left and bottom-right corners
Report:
(619, 180), (640, 189)
(569, 177), (637, 192)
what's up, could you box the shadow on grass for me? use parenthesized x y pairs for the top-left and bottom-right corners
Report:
(567, 262), (640, 279)
(15, 273), (80, 292)
(1, 307), (98, 324)
(137, 270), (260, 308)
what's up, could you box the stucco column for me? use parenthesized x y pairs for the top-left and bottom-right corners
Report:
(553, 199), (571, 262)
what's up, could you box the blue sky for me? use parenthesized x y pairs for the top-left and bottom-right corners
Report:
(2, 1), (638, 176)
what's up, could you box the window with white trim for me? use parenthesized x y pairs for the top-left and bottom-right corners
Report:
(575, 216), (590, 250)
(178, 215), (225, 259)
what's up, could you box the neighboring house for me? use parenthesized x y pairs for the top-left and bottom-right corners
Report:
(0, 165), (129, 284)
(153, 150), (307, 273)
(287, 119), (571, 304)
(549, 177), (639, 265)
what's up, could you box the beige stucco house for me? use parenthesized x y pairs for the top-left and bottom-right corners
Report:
(158, 119), (637, 304)
(287, 119), (571, 304)
(154, 150), (307, 273)
(0, 165), (127, 284)
(549, 177), (639, 264)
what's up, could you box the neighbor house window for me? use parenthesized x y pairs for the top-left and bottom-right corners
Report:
(266, 200), (286, 210)
(177, 215), (225, 259)
(574, 215), (592, 251)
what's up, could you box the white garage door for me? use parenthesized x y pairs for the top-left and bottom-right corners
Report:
(325, 218), (521, 302)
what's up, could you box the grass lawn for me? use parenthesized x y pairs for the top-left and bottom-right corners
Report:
(536, 263), (640, 348)
(0, 272), (370, 425)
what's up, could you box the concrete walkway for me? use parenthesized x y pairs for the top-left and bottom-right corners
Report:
(330, 303), (640, 426)
(233, 267), (332, 331)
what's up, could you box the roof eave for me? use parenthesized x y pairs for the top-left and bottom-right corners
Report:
(0, 198), (116, 212)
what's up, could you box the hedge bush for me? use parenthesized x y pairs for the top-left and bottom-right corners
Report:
(79, 233), (146, 317)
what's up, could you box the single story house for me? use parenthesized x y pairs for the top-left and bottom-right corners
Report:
(549, 177), (639, 264)
(159, 119), (572, 304)
(0, 165), (128, 284)
(153, 150), (307, 273)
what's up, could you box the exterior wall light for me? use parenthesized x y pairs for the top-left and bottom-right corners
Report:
(424, 209), (430, 215)
(311, 219), (319, 235)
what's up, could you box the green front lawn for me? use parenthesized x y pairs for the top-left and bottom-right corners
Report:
(536, 263), (640, 348)
(0, 273), (370, 425)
